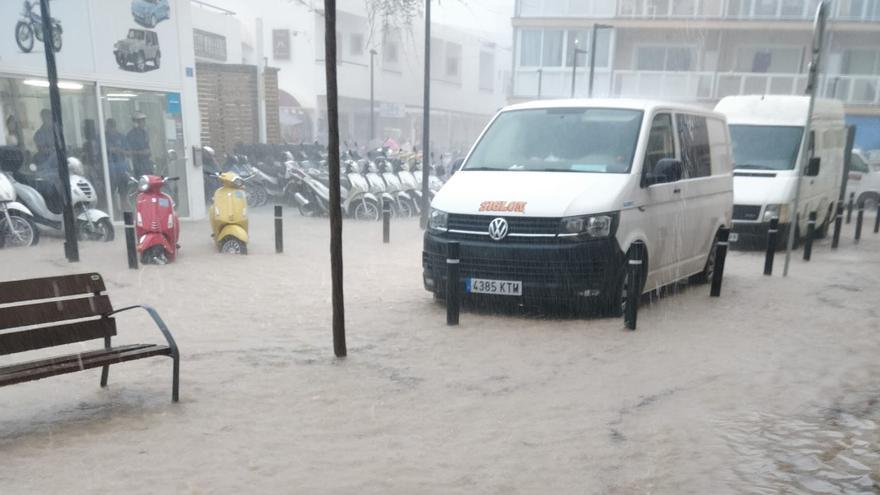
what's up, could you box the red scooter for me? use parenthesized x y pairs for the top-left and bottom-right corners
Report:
(134, 175), (180, 264)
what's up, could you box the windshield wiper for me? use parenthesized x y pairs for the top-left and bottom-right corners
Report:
(735, 164), (777, 170)
(463, 167), (503, 171)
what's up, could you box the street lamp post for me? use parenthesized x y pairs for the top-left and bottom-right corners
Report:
(570, 40), (587, 98)
(370, 49), (377, 142)
(420, 0), (431, 228)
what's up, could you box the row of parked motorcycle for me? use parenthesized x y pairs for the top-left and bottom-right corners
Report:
(0, 147), (113, 249)
(204, 143), (448, 221)
(0, 146), (246, 264)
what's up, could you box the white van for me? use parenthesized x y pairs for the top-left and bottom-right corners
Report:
(422, 99), (733, 313)
(714, 95), (846, 248)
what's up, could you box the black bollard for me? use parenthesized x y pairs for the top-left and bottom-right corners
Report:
(803, 211), (816, 261)
(123, 211), (138, 270)
(764, 218), (778, 275)
(846, 192), (854, 224)
(446, 241), (460, 326)
(382, 199), (391, 244)
(274, 205), (283, 254)
(832, 201), (844, 249)
(623, 246), (643, 331)
(875, 203), (879, 234)
(855, 205), (864, 243)
(710, 228), (730, 297)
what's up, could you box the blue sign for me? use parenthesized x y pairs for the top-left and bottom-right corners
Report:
(185, 67), (194, 78)
(166, 92), (181, 114)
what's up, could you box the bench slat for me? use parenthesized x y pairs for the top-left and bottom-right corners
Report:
(0, 344), (153, 375)
(0, 319), (117, 355)
(0, 273), (106, 305)
(0, 345), (171, 387)
(0, 295), (113, 331)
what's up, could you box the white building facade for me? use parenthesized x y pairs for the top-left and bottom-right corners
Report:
(511, 0), (880, 151)
(0, 0), (205, 221)
(192, 0), (512, 154)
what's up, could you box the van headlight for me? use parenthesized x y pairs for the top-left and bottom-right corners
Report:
(429, 208), (448, 231)
(763, 204), (790, 222)
(560, 213), (616, 238)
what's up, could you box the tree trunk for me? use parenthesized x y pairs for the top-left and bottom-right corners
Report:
(323, 0), (346, 357)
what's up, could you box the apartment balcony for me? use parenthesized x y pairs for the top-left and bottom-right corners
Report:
(512, 68), (880, 106)
(610, 70), (879, 105)
(515, 0), (880, 21)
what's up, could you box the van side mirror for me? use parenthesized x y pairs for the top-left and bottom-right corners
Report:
(806, 157), (820, 177)
(643, 158), (683, 187)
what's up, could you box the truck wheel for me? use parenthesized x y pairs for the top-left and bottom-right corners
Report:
(135, 52), (146, 72)
(154, 51), (161, 69)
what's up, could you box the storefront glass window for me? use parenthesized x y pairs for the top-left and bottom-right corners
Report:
(100, 87), (188, 218)
(0, 76), (107, 212)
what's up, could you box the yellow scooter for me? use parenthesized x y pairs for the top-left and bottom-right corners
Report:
(208, 171), (249, 254)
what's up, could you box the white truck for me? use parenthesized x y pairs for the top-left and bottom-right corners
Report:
(715, 95), (846, 248)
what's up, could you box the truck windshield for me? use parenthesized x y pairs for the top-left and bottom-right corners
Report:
(729, 125), (803, 171)
(462, 108), (643, 173)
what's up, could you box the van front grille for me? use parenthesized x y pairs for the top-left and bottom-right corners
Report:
(733, 205), (761, 221)
(447, 214), (559, 236)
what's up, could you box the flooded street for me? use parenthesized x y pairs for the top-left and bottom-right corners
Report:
(1, 209), (879, 494)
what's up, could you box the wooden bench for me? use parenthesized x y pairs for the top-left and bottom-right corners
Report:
(0, 273), (180, 402)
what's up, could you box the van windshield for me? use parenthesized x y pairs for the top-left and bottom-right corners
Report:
(462, 108), (643, 173)
(729, 125), (803, 171)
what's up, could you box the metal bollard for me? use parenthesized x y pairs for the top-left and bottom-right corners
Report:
(623, 247), (642, 331)
(123, 211), (138, 270)
(382, 199), (391, 244)
(764, 217), (778, 276)
(832, 201), (844, 249)
(710, 228), (730, 297)
(446, 241), (460, 326)
(803, 211), (816, 261)
(875, 203), (879, 234)
(274, 205), (283, 254)
(855, 205), (864, 243)
(846, 192), (855, 224)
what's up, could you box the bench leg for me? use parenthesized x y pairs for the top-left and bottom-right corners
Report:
(100, 365), (109, 388)
(171, 354), (179, 402)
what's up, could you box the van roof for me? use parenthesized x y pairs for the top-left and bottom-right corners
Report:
(503, 98), (723, 118)
(714, 95), (844, 126)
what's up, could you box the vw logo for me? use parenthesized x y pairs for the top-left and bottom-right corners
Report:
(488, 217), (509, 241)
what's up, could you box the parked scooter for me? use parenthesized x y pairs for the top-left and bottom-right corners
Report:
(11, 156), (113, 241)
(0, 147), (39, 247)
(379, 159), (417, 217)
(15, 0), (62, 54)
(207, 171), (249, 254)
(133, 175), (180, 264)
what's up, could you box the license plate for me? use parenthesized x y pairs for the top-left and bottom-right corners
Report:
(465, 278), (522, 296)
(728, 233), (739, 242)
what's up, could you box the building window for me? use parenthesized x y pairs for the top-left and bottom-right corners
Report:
(350, 33), (364, 57)
(519, 30), (542, 66)
(842, 49), (880, 75)
(676, 114), (712, 178)
(736, 47), (801, 73)
(382, 29), (400, 67)
(193, 29), (227, 62)
(636, 45), (695, 71)
(446, 42), (462, 79)
(541, 30), (564, 66)
(565, 30), (589, 67)
(479, 51), (495, 91)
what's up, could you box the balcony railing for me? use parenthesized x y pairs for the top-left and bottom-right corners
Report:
(516, 0), (880, 21)
(513, 68), (880, 106)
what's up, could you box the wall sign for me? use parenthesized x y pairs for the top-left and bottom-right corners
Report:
(273, 29), (290, 60)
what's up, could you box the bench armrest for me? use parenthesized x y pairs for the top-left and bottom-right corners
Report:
(108, 305), (180, 359)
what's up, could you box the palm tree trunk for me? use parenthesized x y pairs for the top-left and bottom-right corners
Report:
(324, 0), (346, 357)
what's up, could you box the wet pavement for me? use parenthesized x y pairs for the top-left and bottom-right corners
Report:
(0, 208), (879, 494)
